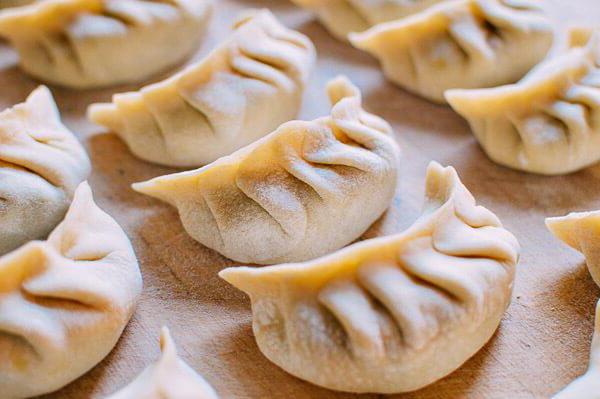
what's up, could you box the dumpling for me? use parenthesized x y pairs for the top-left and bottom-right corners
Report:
(0, 182), (143, 399)
(132, 76), (400, 265)
(289, 0), (444, 41)
(106, 327), (218, 399)
(546, 210), (600, 287)
(446, 32), (600, 175)
(88, 9), (316, 167)
(0, 0), (213, 88)
(0, 86), (90, 256)
(349, 0), (553, 103)
(219, 161), (520, 393)
(552, 301), (600, 399)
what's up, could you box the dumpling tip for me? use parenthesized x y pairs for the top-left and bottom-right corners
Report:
(546, 211), (600, 251)
(87, 102), (121, 133)
(219, 267), (263, 295)
(326, 75), (360, 106)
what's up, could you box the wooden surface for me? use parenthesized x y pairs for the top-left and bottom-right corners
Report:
(1, 1), (600, 398)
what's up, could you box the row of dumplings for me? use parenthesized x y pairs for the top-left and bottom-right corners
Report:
(0, 86), (595, 397)
(1, 86), (598, 396)
(294, 0), (600, 176)
(0, 0), (598, 398)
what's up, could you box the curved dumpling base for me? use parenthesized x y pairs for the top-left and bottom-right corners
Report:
(552, 301), (600, 398)
(350, 0), (553, 103)
(0, 182), (143, 399)
(219, 162), (520, 394)
(447, 32), (600, 175)
(0, 0), (213, 88)
(132, 76), (400, 265)
(290, 0), (444, 40)
(0, 86), (90, 256)
(106, 327), (218, 399)
(88, 9), (316, 167)
(546, 210), (600, 287)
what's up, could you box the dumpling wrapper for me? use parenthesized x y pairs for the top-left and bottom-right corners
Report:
(132, 76), (400, 265)
(0, 182), (143, 399)
(88, 9), (316, 168)
(447, 30), (600, 175)
(350, 0), (553, 103)
(106, 327), (218, 399)
(547, 210), (600, 288)
(552, 301), (600, 398)
(0, 86), (90, 255)
(220, 162), (520, 393)
(289, 0), (444, 41)
(0, 0), (213, 88)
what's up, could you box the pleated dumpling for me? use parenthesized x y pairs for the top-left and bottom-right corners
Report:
(290, 0), (444, 40)
(219, 162), (520, 393)
(0, 0), (213, 88)
(107, 327), (218, 399)
(446, 32), (600, 175)
(350, 0), (553, 103)
(552, 301), (600, 399)
(133, 76), (400, 265)
(546, 210), (600, 287)
(0, 86), (90, 256)
(88, 9), (316, 167)
(0, 182), (143, 399)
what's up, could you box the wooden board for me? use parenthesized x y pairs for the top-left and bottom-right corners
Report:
(1, 0), (600, 397)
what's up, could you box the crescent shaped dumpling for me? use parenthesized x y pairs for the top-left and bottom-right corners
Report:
(349, 0), (553, 103)
(132, 76), (400, 265)
(0, 0), (213, 88)
(546, 210), (600, 287)
(0, 182), (143, 399)
(552, 301), (600, 399)
(106, 327), (218, 399)
(88, 9), (316, 167)
(446, 31), (600, 175)
(0, 86), (91, 256)
(219, 161), (520, 393)
(289, 0), (444, 41)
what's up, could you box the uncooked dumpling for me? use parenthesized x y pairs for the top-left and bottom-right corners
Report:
(290, 0), (444, 40)
(133, 76), (400, 265)
(0, 86), (90, 256)
(0, 182), (143, 399)
(350, 0), (553, 103)
(0, 0), (213, 88)
(88, 9), (316, 167)
(447, 32), (600, 175)
(552, 301), (600, 399)
(220, 162), (520, 393)
(546, 210), (600, 287)
(106, 327), (218, 399)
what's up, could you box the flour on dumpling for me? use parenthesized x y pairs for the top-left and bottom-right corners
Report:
(350, 0), (553, 103)
(447, 31), (600, 174)
(0, 182), (142, 399)
(290, 0), (444, 40)
(107, 327), (218, 399)
(133, 76), (400, 265)
(220, 162), (519, 394)
(88, 9), (316, 167)
(0, 0), (213, 88)
(0, 86), (90, 256)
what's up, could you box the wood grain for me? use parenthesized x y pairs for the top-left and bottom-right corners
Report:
(1, 0), (599, 398)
